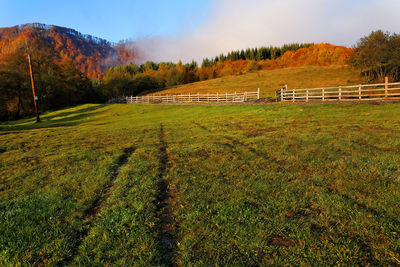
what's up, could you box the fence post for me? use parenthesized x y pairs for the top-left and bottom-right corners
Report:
(207, 94), (209, 102)
(339, 86), (342, 100)
(322, 88), (325, 101)
(292, 90), (295, 102)
(244, 91), (247, 102)
(280, 88), (283, 102)
(306, 89), (309, 102)
(234, 92), (237, 103)
(359, 85), (362, 100)
(217, 93), (219, 103)
(257, 88), (260, 99)
(385, 76), (389, 99)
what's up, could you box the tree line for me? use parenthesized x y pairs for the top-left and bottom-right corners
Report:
(1, 30), (400, 121)
(201, 43), (314, 68)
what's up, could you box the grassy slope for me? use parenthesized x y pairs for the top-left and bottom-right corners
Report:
(152, 65), (362, 97)
(1, 103), (400, 265)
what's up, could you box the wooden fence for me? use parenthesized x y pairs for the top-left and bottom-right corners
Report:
(110, 89), (260, 104)
(276, 80), (400, 102)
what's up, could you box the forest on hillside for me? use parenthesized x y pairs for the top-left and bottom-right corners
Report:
(0, 23), (135, 78)
(1, 27), (400, 121)
(101, 43), (353, 99)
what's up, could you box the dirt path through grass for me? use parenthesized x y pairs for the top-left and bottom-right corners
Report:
(155, 124), (178, 266)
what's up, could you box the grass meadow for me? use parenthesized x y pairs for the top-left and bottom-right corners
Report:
(153, 66), (362, 97)
(1, 103), (400, 265)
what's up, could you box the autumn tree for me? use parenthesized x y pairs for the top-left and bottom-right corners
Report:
(102, 65), (135, 97)
(0, 48), (31, 119)
(165, 67), (184, 87)
(350, 30), (400, 81)
(0, 37), (94, 120)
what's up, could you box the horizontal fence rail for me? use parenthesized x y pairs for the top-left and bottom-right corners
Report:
(276, 81), (400, 102)
(109, 89), (260, 104)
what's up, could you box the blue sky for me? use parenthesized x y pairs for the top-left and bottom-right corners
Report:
(0, 0), (210, 42)
(1, 0), (399, 63)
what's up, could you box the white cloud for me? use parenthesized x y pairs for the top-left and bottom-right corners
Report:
(132, 0), (400, 64)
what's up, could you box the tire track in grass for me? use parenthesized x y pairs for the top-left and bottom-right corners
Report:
(85, 146), (136, 218)
(64, 146), (135, 264)
(193, 121), (210, 132)
(155, 124), (178, 266)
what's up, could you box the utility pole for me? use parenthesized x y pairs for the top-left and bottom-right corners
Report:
(27, 52), (40, 122)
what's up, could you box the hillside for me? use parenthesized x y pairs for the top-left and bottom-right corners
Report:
(1, 103), (400, 265)
(150, 65), (362, 97)
(273, 43), (353, 67)
(0, 23), (135, 78)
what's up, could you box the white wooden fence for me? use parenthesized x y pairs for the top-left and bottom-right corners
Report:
(277, 80), (400, 102)
(110, 89), (260, 104)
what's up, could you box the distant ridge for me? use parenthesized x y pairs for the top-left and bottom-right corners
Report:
(0, 23), (135, 78)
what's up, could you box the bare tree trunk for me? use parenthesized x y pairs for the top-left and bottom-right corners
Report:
(16, 91), (22, 118)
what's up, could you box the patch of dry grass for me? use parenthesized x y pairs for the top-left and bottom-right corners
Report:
(151, 65), (361, 97)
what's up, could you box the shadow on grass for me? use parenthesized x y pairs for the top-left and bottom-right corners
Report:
(0, 104), (108, 131)
(43, 104), (107, 120)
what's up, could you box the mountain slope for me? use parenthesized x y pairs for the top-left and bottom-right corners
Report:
(0, 23), (135, 78)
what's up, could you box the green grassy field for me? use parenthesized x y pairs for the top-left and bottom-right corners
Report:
(1, 103), (400, 266)
(153, 66), (362, 97)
